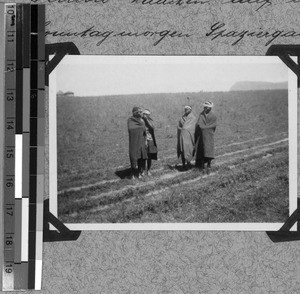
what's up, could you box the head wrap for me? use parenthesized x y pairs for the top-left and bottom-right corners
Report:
(184, 105), (192, 110)
(143, 109), (151, 115)
(203, 101), (213, 108)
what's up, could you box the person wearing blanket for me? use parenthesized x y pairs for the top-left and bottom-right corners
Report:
(142, 109), (158, 176)
(177, 105), (197, 169)
(127, 106), (148, 179)
(195, 101), (217, 174)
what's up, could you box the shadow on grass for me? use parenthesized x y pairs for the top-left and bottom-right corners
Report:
(167, 164), (194, 172)
(115, 168), (132, 179)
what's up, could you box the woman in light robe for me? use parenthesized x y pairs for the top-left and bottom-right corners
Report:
(177, 105), (197, 169)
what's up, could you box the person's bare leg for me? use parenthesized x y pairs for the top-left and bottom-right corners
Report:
(147, 158), (152, 175)
(206, 158), (212, 175)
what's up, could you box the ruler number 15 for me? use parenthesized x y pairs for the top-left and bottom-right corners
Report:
(6, 148), (14, 159)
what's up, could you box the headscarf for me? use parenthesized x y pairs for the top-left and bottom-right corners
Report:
(203, 101), (213, 108)
(143, 109), (151, 115)
(184, 105), (192, 110)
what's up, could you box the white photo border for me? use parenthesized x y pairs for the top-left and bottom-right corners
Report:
(49, 55), (298, 231)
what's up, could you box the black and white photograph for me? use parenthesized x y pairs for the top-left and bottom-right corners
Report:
(49, 55), (297, 230)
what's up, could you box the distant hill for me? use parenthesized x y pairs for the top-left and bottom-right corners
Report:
(230, 81), (288, 91)
(57, 91), (75, 96)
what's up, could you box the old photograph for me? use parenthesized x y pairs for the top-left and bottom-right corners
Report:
(49, 56), (297, 230)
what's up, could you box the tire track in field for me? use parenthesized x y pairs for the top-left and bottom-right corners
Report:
(217, 138), (287, 158)
(160, 133), (288, 161)
(73, 138), (287, 204)
(75, 147), (286, 216)
(58, 134), (287, 195)
(109, 132), (288, 169)
(143, 153), (275, 199)
(87, 132), (288, 175)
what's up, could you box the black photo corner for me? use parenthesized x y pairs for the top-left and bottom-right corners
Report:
(43, 42), (81, 242)
(265, 44), (300, 242)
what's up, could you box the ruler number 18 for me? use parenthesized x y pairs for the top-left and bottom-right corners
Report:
(6, 91), (14, 102)
(5, 235), (13, 247)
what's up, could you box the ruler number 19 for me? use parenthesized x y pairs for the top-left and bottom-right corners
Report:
(5, 263), (13, 274)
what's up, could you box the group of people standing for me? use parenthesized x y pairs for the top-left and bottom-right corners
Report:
(127, 101), (217, 179)
(177, 101), (217, 174)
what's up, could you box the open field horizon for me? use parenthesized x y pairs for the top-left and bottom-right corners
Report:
(56, 89), (289, 223)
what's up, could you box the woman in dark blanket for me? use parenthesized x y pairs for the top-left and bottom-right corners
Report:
(127, 106), (148, 179)
(142, 109), (158, 176)
(195, 101), (217, 174)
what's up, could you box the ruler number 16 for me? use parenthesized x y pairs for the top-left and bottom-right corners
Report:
(6, 177), (14, 188)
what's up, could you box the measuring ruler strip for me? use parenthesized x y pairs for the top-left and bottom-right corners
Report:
(23, 4), (32, 291)
(0, 4), (4, 289)
(14, 3), (29, 290)
(3, 3), (17, 291)
(35, 6), (45, 289)
(29, 4), (45, 290)
(2, 4), (45, 290)
(36, 5), (45, 290)
(29, 4), (37, 288)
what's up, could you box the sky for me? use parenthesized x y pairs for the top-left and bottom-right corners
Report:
(53, 56), (289, 96)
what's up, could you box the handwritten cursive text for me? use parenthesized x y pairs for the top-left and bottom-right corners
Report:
(206, 22), (300, 46)
(31, 0), (109, 3)
(130, 0), (209, 5)
(222, 0), (272, 11)
(45, 21), (192, 46)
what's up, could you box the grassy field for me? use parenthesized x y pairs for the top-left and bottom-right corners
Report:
(56, 89), (289, 223)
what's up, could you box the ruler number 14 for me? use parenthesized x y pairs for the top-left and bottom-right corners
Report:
(6, 120), (14, 130)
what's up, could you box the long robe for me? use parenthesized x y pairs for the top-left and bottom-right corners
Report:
(177, 112), (197, 162)
(143, 117), (158, 160)
(195, 110), (217, 164)
(128, 116), (148, 168)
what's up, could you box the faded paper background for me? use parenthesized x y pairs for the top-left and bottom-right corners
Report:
(3, 0), (300, 293)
